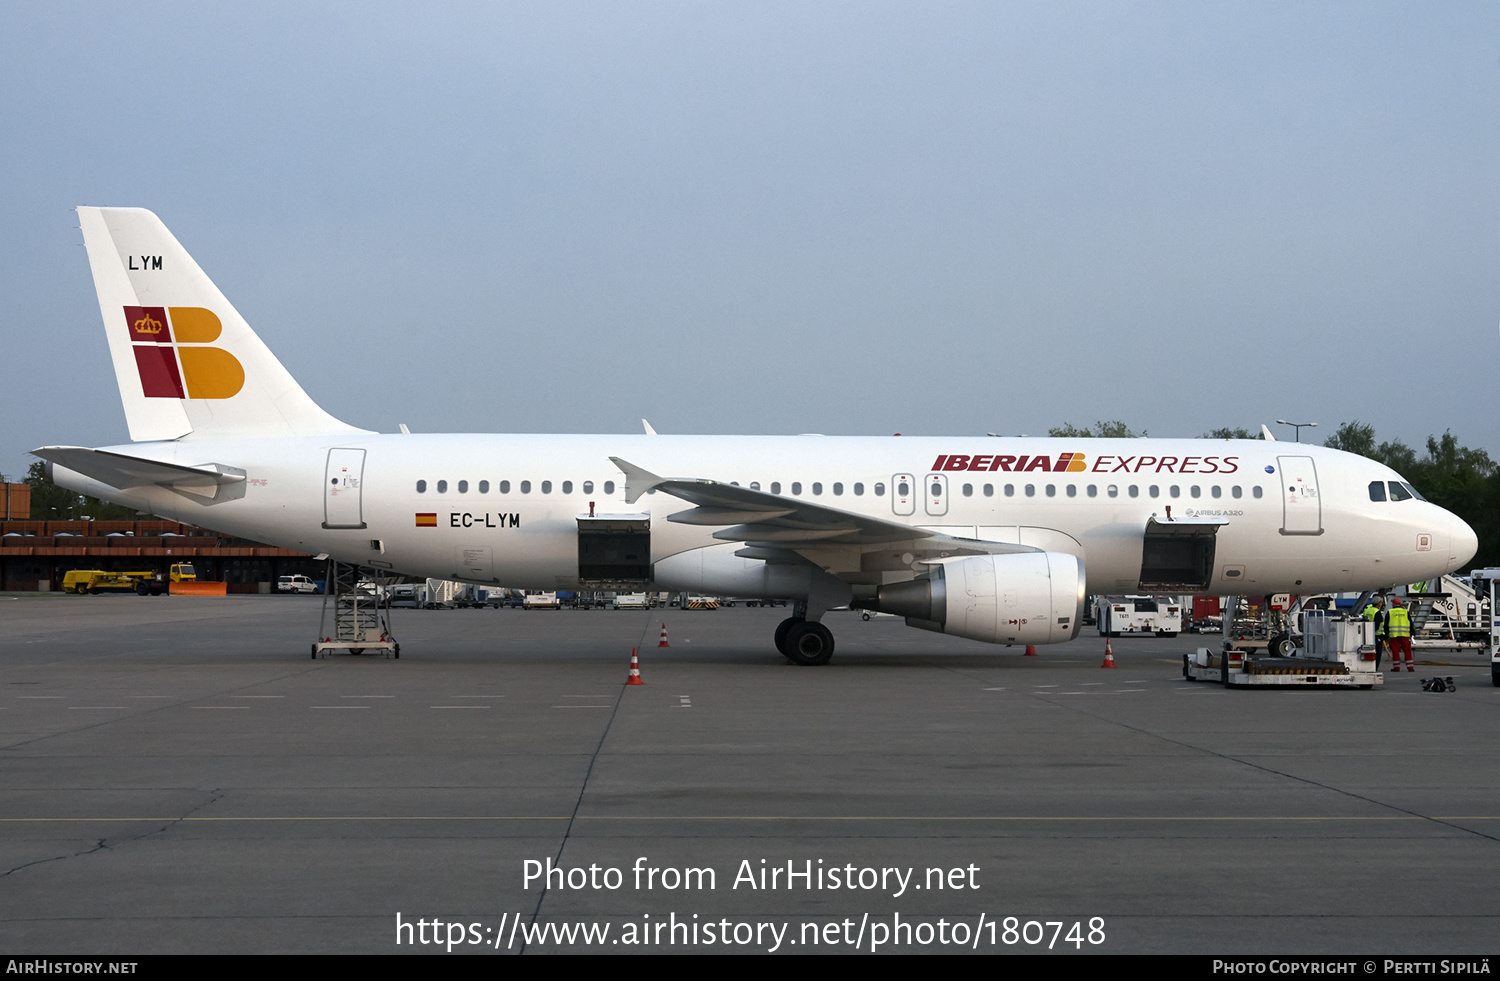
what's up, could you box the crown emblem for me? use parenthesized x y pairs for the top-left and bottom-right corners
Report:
(133, 312), (163, 334)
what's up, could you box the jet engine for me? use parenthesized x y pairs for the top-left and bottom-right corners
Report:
(857, 552), (1086, 646)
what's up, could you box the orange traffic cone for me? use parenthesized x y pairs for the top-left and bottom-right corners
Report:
(1101, 638), (1117, 669)
(626, 648), (644, 685)
(1024, 645), (1038, 657)
(657, 623), (670, 648)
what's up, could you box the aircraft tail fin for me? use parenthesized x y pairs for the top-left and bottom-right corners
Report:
(76, 207), (369, 442)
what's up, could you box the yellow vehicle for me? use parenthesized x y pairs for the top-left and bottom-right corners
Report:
(63, 564), (197, 595)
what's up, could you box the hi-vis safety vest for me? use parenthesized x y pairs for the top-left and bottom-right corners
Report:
(1385, 606), (1412, 639)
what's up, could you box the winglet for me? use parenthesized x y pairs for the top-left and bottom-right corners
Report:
(609, 457), (667, 504)
(1260, 425), (1276, 441)
(642, 419), (657, 436)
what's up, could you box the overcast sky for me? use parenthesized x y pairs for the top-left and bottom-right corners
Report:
(2, 2), (1496, 482)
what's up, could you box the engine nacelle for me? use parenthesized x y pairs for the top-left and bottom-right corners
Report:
(861, 552), (1086, 646)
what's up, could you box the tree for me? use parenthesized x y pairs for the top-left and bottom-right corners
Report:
(1047, 420), (1146, 438)
(1201, 427), (1258, 440)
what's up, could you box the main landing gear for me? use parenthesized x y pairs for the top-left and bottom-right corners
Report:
(774, 616), (835, 666)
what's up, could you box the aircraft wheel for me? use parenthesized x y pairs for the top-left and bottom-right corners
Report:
(348, 648), (364, 655)
(774, 616), (803, 656)
(784, 621), (834, 666)
(1267, 634), (1293, 657)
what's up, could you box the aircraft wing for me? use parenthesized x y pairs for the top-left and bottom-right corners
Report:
(610, 456), (1036, 562)
(33, 446), (246, 501)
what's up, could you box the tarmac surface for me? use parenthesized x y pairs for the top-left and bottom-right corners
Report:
(1, 593), (1496, 955)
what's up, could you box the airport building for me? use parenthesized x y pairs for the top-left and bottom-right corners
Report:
(1, 483), (319, 591)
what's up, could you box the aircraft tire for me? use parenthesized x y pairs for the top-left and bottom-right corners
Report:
(1267, 634), (1293, 657)
(784, 621), (834, 666)
(774, 617), (802, 656)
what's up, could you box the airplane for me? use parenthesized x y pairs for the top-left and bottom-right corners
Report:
(34, 207), (1480, 665)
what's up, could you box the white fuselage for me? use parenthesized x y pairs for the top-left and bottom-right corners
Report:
(50, 434), (1478, 598)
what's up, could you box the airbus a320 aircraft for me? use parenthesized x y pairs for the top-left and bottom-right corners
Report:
(36, 208), (1479, 665)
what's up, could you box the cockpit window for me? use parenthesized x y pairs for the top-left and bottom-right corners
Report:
(1387, 481), (1412, 502)
(1369, 480), (1387, 502)
(1402, 482), (1427, 502)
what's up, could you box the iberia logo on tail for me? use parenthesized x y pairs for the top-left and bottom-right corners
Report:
(124, 306), (245, 399)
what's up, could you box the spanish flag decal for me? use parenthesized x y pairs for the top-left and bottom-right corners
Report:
(415, 513), (437, 527)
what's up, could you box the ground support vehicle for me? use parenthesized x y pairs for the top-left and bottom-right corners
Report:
(612, 592), (650, 610)
(63, 563), (196, 595)
(1095, 595), (1181, 637)
(523, 590), (561, 610)
(1184, 611), (1380, 689)
(277, 574), (318, 594)
(1467, 568), (1500, 687)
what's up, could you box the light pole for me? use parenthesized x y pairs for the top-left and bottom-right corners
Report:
(1276, 419), (1317, 443)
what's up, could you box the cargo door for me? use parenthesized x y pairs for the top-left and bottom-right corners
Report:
(1277, 455), (1322, 535)
(577, 513), (652, 585)
(323, 448), (367, 530)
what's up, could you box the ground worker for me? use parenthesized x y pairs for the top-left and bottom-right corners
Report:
(1363, 597), (1387, 671)
(1385, 597), (1414, 672)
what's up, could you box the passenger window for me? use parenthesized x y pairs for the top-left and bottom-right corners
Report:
(1388, 481), (1412, 502)
(562, 481), (573, 494)
(792, 482), (802, 495)
(750, 482), (761, 491)
(541, 481), (552, 494)
(1189, 485), (1200, 498)
(437, 480), (448, 493)
(1129, 485), (1139, 498)
(1149, 485), (1159, 498)
(1066, 485), (1077, 497)
(1087, 485), (1097, 498)
(416, 480), (426, 493)
(500, 480), (510, 494)
(1045, 484), (1056, 497)
(1211, 485), (1221, 499)
(1231, 486), (1242, 498)
(853, 482), (863, 495)
(604, 481), (615, 494)
(1005, 484), (1015, 496)
(583, 481), (593, 494)
(772, 482), (782, 495)
(1107, 485), (1118, 498)
(810, 482), (821, 495)
(962, 483), (973, 497)
(1369, 481), (1387, 502)
(983, 484), (994, 497)
(1252, 486), (1263, 499)
(833, 482), (843, 496)
(520, 481), (531, 494)
(458, 480), (468, 493)
(895, 481), (907, 497)
(1025, 484), (1035, 497)
(1169, 485), (1180, 498)
(479, 480), (489, 494)
(874, 483), (885, 496)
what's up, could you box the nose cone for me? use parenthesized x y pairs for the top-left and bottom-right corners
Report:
(1450, 512), (1479, 571)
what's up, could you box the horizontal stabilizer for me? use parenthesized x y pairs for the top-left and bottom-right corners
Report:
(34, 445), (246, 502)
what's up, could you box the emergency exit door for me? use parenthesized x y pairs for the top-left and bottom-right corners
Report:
(323, 448), (367, 530)
(1277, 455), (1321, 535)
